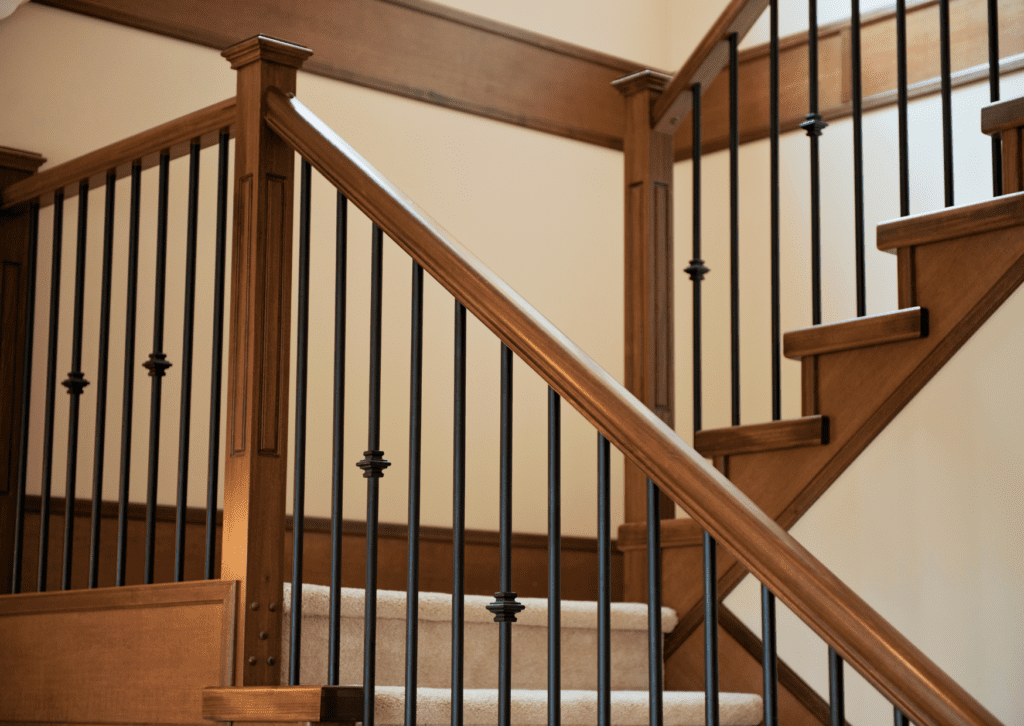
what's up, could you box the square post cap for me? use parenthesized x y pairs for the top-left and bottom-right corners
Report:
(612, 69), (672, 98)
(222, 35), (313, 70)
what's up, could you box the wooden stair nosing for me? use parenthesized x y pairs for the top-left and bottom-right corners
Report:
(203, 685), (363, 723)
(981, 96), (1024, 136)
(693, 415), (828, 458)
(783, 307), (927, 360)
(876, 191), (1024, 253)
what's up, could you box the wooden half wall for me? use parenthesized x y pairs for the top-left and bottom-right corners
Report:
(36, 0), (1024, 160)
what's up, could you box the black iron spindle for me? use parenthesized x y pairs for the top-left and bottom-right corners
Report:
(801, 0), (828, 325)
(290, 158), (312, 686)
(116, 163), (141, 587)
(896, 0), (910, 217)
(452, 299), (467, 726)
(88, 172), (116, 589)
(358, 222), (391, 726)
(852, 0), (866, 316)
(762, 585), (778, 726)
(829, 648), (845, 726)
(894, 707), (910, 726)
(38, 188), (64, 593)
(988, 0), (1002, 196)
(597, 433), (611, 726)
(488, 344), (524, 726)
(704, 529), (719, 726)
(729, 32), (740, 426)
(548, 388), (561, 726)
(143, 152), (173, 586)
(61, 180), (91, 591)
(328, 192), (348, 685)
(205, 131), (230, 580)
(939, 0), (954, 207)
(405, 259), (424, 726)
(647, 478), (664, 726)
(174, 142), (201, 583)
(770, 0), (782, 418)
(686, 83), (709, 432)
(11, 201), (39, 594)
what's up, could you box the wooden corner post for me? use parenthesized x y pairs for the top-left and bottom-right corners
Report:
(0, 147), (46, 595)
(221, 35), (312, 685)
(614, 71), (676, 538)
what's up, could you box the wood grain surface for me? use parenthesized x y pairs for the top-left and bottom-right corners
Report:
(694, 416), (828, 458)
(203, 685), (362, 722)
(783, 307), (927, 359)
(981, 96), (1024, 136)
(877, 192), (1024, 250)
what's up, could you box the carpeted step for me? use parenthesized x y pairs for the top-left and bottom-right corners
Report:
(282, 584), (678, 691)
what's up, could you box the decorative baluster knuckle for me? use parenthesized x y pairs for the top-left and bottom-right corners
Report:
(487, 591), (525, 623)
(800, 112), (828, 137)
(61, 371), (90, 395)
(685, 258), (709, 282)
(143, 352), (172, 377)
(357, 449), (391, 478)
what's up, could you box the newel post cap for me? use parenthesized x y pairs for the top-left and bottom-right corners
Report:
(222, 35), (313, 70)
(0, 146), (46, 174)
(611, 69), (673, 98)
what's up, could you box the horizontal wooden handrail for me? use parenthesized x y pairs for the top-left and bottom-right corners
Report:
(264, 86), (1000, 726)
(650, 0), (768, 133)
(0, 97), (236, 210)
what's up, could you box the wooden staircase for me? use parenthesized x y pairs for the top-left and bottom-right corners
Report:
(618, 98), (1024, 724)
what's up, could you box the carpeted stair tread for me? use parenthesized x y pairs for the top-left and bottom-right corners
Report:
(371, 685), (763, 725)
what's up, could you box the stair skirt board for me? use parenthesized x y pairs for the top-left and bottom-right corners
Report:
(370, 686), (763, 726)
(281, 584), (678, 691)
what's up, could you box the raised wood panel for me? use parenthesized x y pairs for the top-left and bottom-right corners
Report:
(0, 580), (236, 725)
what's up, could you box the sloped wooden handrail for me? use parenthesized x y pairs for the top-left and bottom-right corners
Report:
(0, 97), (236, 209)
(263, 86), (1000, 726)
(650, 0), (768, 133)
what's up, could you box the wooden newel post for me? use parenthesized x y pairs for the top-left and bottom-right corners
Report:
(221, 35), (312, 686)
(0, 147), (46, 595)
(613, 71), (677, 536)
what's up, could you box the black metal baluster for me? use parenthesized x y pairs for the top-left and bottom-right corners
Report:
(896, 0), (910, 217)
(597, 433), (611, 726)
(290, 158), (312, 686)
(548, 388), (561, 726)
(143, 152), (173, 585)
(405, 259), (424, 726)
(328, 192), (348, 686)
(801, 0), (828, 325)
(770, 0), (782, 417)
(988, 0), (1002, 196)
(60, 180), (91, 591)
(38, 190), (65, 592)
(174, 142), (201, 583)
(358, 223), (391, 726)
(704, 528), (719, 726)
(894, 706), (910, 726)
(829, 648), (845, 726)
(452, 300), (467, 726)
(686, 83), (709, 432)
(488, 344), (524, 726)
(205, 131), (230, 580)
(939, 0), (954, 207)
(11, 201), (39, 594)
(729, 32), (740, 426)
(116, 163), (141, 587)
(647, 477), (664, 726)
(762, 585), (778, 726)
(852, 0), (866, 316)
(88, 172), (116, 589)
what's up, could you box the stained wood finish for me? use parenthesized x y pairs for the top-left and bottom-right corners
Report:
(264, 87), (1001, 726)
(0, 98), (235, 210)
(981, 96), (1024, 136)
(877, 192), (1024, 251)
(0, 580), (235, 725)
(220, 35), (310, 689)
(203, 686), (362, 722)
(13, 495), (623, 601)
(783, 308), (927, 360)
(615, 71), (676, 526)
(1000, 127), (1023, 194)
(617, 516), (703, 552)
(0, 148), (44, 595)
(694, 416), (828, 458)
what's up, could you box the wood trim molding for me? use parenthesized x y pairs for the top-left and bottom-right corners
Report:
(694, 416), (828, 458)
(203, 685), (363, 722)
(783, 307), (928, 359)
(981, 96), (1024, 136)
(876, 191), (1024, 250)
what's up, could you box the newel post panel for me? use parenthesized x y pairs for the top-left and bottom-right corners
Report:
(613, 72), (676, 534)
(221, 35), (312, 686)
(0, 147), (45, 595)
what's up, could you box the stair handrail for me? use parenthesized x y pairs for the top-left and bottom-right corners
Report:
(263, 85), (1001, 726)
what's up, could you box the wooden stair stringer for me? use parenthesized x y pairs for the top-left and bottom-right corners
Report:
(655, 212), (1024, 657)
